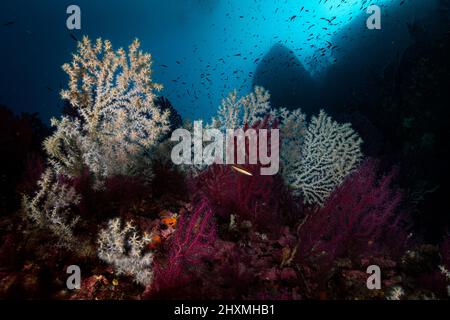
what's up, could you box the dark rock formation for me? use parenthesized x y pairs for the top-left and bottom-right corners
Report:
(252, 44), (319, 115)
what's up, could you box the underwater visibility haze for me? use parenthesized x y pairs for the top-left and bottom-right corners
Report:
(0, 0), (450, 301)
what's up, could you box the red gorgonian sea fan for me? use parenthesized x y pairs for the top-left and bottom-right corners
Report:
(145, 198), (216, 298)
(191, 163), (291, 233)
(296, 159), (410, 270)
(190, 115), (296, 234)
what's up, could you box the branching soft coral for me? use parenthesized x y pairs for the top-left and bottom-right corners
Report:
(45, 36), (170, 181)
(287, 110), (363, 206)
(296, 160), (408, 271)
(148, 199), (216, 296)
(21, 168), (81, 249)
(175, 87), (276, 177)
(206, 87), (361, 207)
(60, 36), (163, 131)
(193, 165), (296, 236)
(211, 86), (271, 130)
(191, 117), (296, 234)
(97, 218), (154, 286)
(277, 108), (306, 182)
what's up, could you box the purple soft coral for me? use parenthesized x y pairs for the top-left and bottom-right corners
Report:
(191, 116), (295, 234)
(145, 199), (216, 298)
(297, 159), (409, 270)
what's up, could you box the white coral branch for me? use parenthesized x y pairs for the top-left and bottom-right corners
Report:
(97, 218), (154, 286)
(287, 110), (363, 206)
(22, 168), (81, 249)
(212, 86), (271, 130)
(48, 36), (170, 182)
(276, 108), (307, 181)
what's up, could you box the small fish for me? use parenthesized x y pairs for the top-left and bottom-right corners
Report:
(231, 165), (253, 176)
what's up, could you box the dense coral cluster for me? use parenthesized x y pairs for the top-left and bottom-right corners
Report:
(45, 37), (170, 181)
(0, 35), (449, 301)
(208, 87), (362, 206)
(97, 218), (154, 286)
(21, 169), (81, 249)
(148, 199), (216, 297)
(210, 86), (271, 131)
(297, 160), (408, 277)
(287, 111), (363, 206)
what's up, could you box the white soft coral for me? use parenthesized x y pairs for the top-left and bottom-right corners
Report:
(287, 110), (363, 206)
(211, 86), (271, 130)
(22, 168), (81, 249)
(45, 36), (170, 181)
(97, 218), (154, 286)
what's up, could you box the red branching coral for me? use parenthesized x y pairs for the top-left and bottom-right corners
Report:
(297, 159), (409, 271)
(191, 116), (295, 234)
(146, 199), (216, 297)
(192, 163), (290, 234)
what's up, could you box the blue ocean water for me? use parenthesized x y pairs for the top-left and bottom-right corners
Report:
(0, 0), (439, 122)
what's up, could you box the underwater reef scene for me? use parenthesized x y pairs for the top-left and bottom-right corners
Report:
(1, 0), (450, 301)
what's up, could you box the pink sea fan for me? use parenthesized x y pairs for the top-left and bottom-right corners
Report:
(146, 199), (216, 297)
(297, 159), (409, 270)
(190, 116), (295, 234)
(192, 163), (289, 231)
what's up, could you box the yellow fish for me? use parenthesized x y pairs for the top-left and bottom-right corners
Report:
(231, 165), (253, 176)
